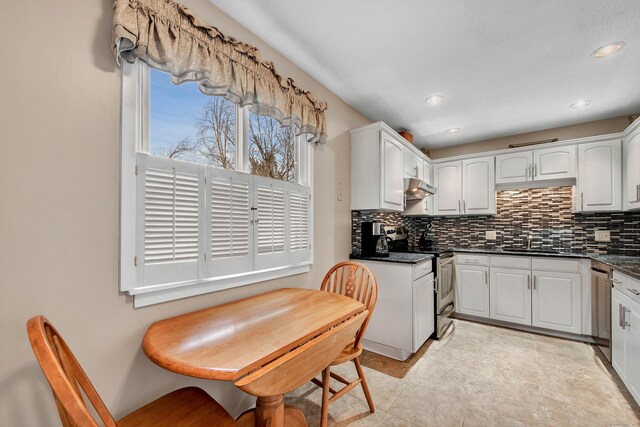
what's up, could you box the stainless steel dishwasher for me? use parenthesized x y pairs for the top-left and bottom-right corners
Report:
(591, 260), (612, 362)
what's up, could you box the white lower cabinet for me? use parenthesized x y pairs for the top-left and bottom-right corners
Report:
(612, 273), (640, 405)
(612, 288), (627, 381)
(532, 271), (581, 333)
(359, 260), (434, 361)
(454, 253), (584, 335)
(414, 272), (435, 351)
(490, 268), (532, 325)
(456, 265), (490, 317)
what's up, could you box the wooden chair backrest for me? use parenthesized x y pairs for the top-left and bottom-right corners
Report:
(234, 310), (367, 397)
(27, 315), (116, 427)
(320, 262), (378, 347)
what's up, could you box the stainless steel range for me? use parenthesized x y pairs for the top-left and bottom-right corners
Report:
(435, 253), (455, 339)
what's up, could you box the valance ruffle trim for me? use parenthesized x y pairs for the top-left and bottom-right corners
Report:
(112, 0), (327, 143)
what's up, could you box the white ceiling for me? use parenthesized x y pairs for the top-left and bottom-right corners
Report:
(209, 0), (640, 149)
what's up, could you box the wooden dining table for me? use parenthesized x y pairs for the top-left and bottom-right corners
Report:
(142, 288), (366, 427)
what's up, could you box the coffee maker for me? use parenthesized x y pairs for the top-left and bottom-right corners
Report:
(361, 222), (389, 257)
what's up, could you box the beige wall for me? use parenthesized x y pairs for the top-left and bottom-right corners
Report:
(0, 0), (369, 425)
(429, 115), (637, 159)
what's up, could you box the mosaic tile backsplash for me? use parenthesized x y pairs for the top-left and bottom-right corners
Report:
(352, 186), (640, 256)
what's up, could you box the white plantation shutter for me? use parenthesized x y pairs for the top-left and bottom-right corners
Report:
(136, 154), (203, 287)
(205, 168), (252, 276)
(253, 176), (286, 270)
(287, 183), (311, 264)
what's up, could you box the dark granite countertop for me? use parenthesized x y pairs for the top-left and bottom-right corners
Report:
(447, 247), (589, 259)
(351, 247), (640, 280)
(591, 255), (640, 281)
(350, 252), (435, 264)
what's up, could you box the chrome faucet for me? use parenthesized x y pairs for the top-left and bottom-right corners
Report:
(526, 234), (533, 250)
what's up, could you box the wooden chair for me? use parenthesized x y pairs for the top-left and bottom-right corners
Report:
(26, 315), (238, 427)
(312, 261), (378, 427)
(234, 310), (368, 427)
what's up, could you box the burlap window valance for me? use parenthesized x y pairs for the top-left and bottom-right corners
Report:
(112, 0), (327, 143)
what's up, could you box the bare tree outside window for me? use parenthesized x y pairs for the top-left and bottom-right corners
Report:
(150, 136), (195, 160)
(196, 97), (237, 169)
(149, 68), (295, 182)
(248, 112), (295, 183)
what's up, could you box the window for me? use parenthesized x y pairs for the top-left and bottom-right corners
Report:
(149, 68), (237, 168)
(248, 112), (295, 182)
(121, 62), (313, 307)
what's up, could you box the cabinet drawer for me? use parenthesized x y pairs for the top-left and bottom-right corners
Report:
(531, 257), (579, 273)
(491, 255), (531, 269)
(413, 259), (433, 280)
(614, 271), (640, 305)
(455, 253), (490, 266)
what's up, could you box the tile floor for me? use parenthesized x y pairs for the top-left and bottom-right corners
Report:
(286, 319), (640, 426)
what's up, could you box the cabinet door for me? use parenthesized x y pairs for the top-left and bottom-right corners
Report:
(490, 267), (532, 325)
(533, 145), (576, 180)
(423, 161), (433, 215)
(381, 131), (405, 211)
(413, 273), (435, 352)
(423, 160), (432, 185)
(532, 271), (581, 334)
(495, 152), (532, 184)
(455, 265), (490, 317)
(624, 131), (640, 211)
(577, 140), (622, 212)
(404, 150), (419, 179)
(612, 289), (627, 381)
(462, 156), (495, 215)
(434, 161), (462, 215)
(627, 303), (640, 404)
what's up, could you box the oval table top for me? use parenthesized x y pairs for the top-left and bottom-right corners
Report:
(142, 288), (365, 381)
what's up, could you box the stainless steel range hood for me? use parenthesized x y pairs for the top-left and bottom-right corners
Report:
(404, 178), (437, 201)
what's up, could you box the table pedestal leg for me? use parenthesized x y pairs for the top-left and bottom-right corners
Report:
(237, 395), (307, 427)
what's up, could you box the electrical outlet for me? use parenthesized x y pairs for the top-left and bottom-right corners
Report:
(337, 181), (343, 201)
(486, 230), (497, 240)
(594, 230), (611, 242)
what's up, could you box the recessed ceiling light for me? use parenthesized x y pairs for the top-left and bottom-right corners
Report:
(446, 128), (459, 134)
(426, 95), (443, 105)
(571, 100), (592, 109)
(593, 42), (625, 58)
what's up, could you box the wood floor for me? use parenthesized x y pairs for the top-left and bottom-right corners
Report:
(285, 319), (640, 426)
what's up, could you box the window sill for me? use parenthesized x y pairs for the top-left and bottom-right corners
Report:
(130, 262), (312, 308)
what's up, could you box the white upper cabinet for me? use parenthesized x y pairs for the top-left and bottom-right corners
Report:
(434, 161), (462, 215)
(624, 127), (640, 211)
(496, 145), (576, 185)
(404, 150), (423, 180)
(423, 160), (432, 185)
(434, 157), (495, 216)
(533, 145), (576, 180)
(577, 139), (622, 212)
(381, 132), (405, 210)
(351, 125), (406, 211)
(495, 152), (532, 184)
(462, 156), (496, 215)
